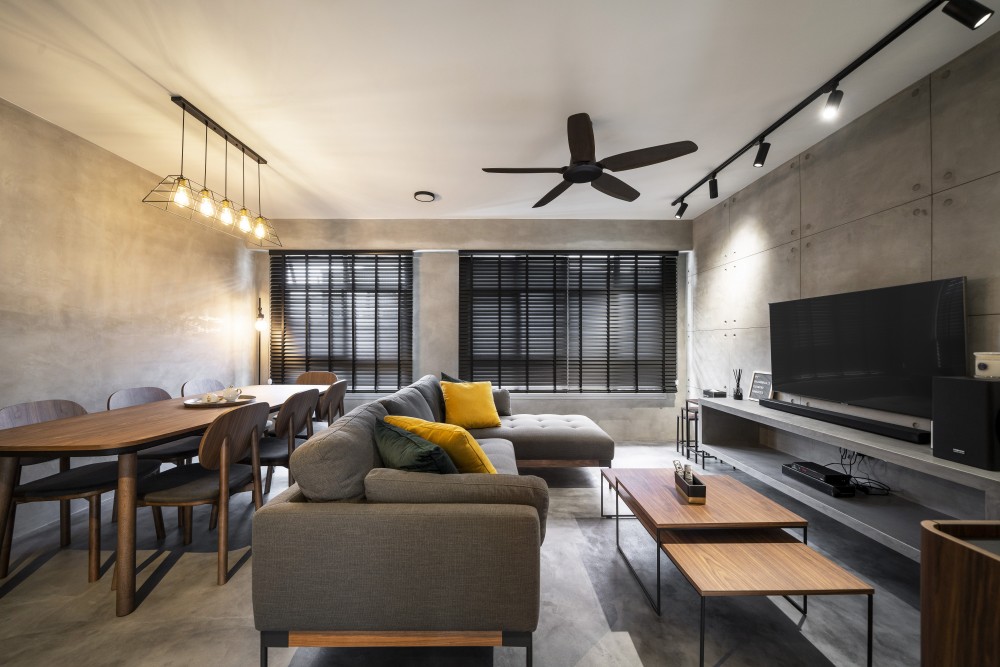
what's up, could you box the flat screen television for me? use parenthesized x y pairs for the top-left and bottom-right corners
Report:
(769, 278), (967, 419)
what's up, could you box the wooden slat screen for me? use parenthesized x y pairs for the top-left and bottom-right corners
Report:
(459, 252), (677, 392)
(269, 252), (413, 390)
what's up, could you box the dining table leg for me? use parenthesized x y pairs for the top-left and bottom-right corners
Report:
(115, 452), (137, 616)
(0, 456), (17, 578)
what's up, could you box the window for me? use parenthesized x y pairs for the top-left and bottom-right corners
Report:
(269, 252), (413, 391)
(459, 252), (677, 392)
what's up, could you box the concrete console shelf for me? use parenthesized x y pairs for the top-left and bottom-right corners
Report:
(698, 398), (1000, 562)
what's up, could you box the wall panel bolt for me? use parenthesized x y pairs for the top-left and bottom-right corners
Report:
(944, 171), (953, 180)
(912, 184), (921, 191)
(944, 198), (953, 207)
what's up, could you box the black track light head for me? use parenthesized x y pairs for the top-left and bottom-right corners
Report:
(753, 141), (771, 168)
(943, 0), (994, 29)
(822, 88), (844, 121)
(708, 176), (719, 199)
(675, 201), (688, 219)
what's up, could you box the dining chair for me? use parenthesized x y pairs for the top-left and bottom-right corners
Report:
(249, 389), (318, 494)
(109, 387), (202, 467)
(136, 400), (269, 585)
(312, 379), (348, 431)
(181, 378), (225, 397)
(0, 400), (159, 583)
(296, 371), (337, 385)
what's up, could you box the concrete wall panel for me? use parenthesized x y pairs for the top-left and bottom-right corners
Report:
(729, 158), (801, 261)
(690, 201), (730, 272)
(968, 315), (1000, 370)
(932, 172), (1000, 316)
(801, 199), (932, 298)
(689, 264), (732, 332)
(730, 243), (800, 329)
(730, 327), (771, 385)
(689, 329), (731, 396)
(800, 80), (931, 234)
(931, 34), (1000, 191)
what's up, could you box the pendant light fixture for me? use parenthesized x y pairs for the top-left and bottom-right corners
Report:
(143, 96), (281, 247)
(669, 0), (994, 216)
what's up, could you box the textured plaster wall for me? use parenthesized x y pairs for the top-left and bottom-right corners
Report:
(687, 32), (1000, 516)
(272, 218), (690, 442)
(0, 98), (259, 536)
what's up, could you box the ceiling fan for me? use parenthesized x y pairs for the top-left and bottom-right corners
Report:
(483, 112), (698, 208)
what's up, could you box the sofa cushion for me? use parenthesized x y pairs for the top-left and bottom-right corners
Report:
(289, 402), (387, 501)
(410, 375), (446, 422)
(374, 419), (458, 474)
(469, 414), (615, 462)
(441, 380), (501, 429)
(478, 438), (519, 475)
(384, 415), (497, 474)
(378, 386), (435, 422)
(364, 467), (549, 542)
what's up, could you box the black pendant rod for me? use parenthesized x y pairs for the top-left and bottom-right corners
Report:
(171, 95), (267, 165)
(671, 0), (947, 207)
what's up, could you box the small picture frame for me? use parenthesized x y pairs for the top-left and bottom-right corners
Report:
(748, 371), (773, 401)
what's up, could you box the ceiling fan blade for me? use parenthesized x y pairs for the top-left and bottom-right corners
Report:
(600, 140), (698, 172)
(591, 173), (639, 202)
(567, 113), (595, 163)
(532, 180), (572, 208)
(482, 167), (565, 173)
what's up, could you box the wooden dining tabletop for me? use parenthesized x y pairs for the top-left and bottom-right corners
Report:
(0, 384), (329, 616)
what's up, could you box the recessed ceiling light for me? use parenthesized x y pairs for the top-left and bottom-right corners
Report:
(414, 191), (435, 202)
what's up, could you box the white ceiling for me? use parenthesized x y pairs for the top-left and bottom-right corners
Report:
(0, 0), (997, 220)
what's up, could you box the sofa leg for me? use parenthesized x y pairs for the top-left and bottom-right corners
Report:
(260, 637), (267, 667)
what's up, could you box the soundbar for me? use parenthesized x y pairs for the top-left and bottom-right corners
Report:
(759, 398), (930, 444)
(781, 463), (856, 497)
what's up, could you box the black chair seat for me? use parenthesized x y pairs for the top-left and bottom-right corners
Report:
(15, 460), (160, 499)
(248, 436), (308, 465)
(139, 463), (254, 504)
(137, 436), (202, 461)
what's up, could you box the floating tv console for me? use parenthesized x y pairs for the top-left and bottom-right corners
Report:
(758, 398), (930, 444)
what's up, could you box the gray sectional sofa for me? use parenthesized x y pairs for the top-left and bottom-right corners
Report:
(253, 374), (615, 666)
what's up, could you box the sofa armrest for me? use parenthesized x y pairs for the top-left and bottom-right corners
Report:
(364, 468), (549, 542)
(252, 485), (540, 633)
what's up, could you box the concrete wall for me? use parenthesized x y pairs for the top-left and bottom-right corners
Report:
(0, 98), (260, 536)
(687, 32), (1000, 517)
(273, 218), (691, 442)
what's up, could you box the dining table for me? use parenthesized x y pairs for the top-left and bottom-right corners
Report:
(0, 384), (329, 616)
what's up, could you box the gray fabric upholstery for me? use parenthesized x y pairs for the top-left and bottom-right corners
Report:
(289, 402), (387, 502)
(470, 414), (615, 462)
(409, 375), (445, 422)
(364, 467), (548, 542)
(478, 438), (518, 475)
(492, 388), (512, 416)
(378, 386), (435, 421)
(251, 436), (307, 464)
(138, 463), (253, 503)
(253, 485), (540, 633)
(16, 460), (159, 498)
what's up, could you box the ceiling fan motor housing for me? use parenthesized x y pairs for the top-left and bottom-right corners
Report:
(564, 163), (603, 183)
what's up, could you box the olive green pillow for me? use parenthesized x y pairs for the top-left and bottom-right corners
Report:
(374, 419), (459, 474)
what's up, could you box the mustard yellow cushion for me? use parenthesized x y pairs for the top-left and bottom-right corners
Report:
(440, 380), (502, 429)
(383, 415), (497, 474)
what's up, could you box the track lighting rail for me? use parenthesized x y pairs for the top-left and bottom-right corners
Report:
(670, 0), (987, 210)
(171, 95), (266, 165)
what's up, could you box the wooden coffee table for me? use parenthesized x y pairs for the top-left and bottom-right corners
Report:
(603, 468), (807, 614)
(661, 529), (875, 666)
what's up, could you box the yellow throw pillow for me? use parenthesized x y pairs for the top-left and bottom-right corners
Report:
(383, 415), (497, 474)
(440, 380), (502, 429)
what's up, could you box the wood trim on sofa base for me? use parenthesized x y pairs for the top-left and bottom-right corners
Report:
(260, 630), (532, 666)
(517, 458), (611, 468)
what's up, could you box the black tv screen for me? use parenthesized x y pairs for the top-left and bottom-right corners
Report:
(769, 278), (967, 419)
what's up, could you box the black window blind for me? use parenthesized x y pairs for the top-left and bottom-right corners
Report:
(269, 252), (413, 391)
(459, 252), (677, 392)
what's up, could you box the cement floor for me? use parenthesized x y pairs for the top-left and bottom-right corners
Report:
(0, 444), (920, 666)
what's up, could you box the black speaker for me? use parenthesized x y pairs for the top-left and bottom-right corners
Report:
(932, 377), (1000, 471)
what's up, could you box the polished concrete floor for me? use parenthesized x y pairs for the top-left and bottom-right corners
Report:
(0, 444), (920, 666)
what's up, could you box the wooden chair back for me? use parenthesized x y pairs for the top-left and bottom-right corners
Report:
(273, 389), (320, 439)
(197, 401), (270, 471)
(0, 400), (87, 429)
(317, 380), (348, 423)
(107, 387), (171, 410)
(181, 378), (225, 397)
(296, 371), (337, 385)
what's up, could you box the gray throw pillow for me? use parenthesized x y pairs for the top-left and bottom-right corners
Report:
(374, 419), (458, 474)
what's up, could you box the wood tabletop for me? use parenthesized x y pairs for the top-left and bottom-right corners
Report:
(660, 528), (874, 596)
(0, 385), (328, 456)
(605, 468), (806, 530)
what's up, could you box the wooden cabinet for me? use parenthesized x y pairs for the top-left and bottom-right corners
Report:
(920, 520), (1000, 666)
